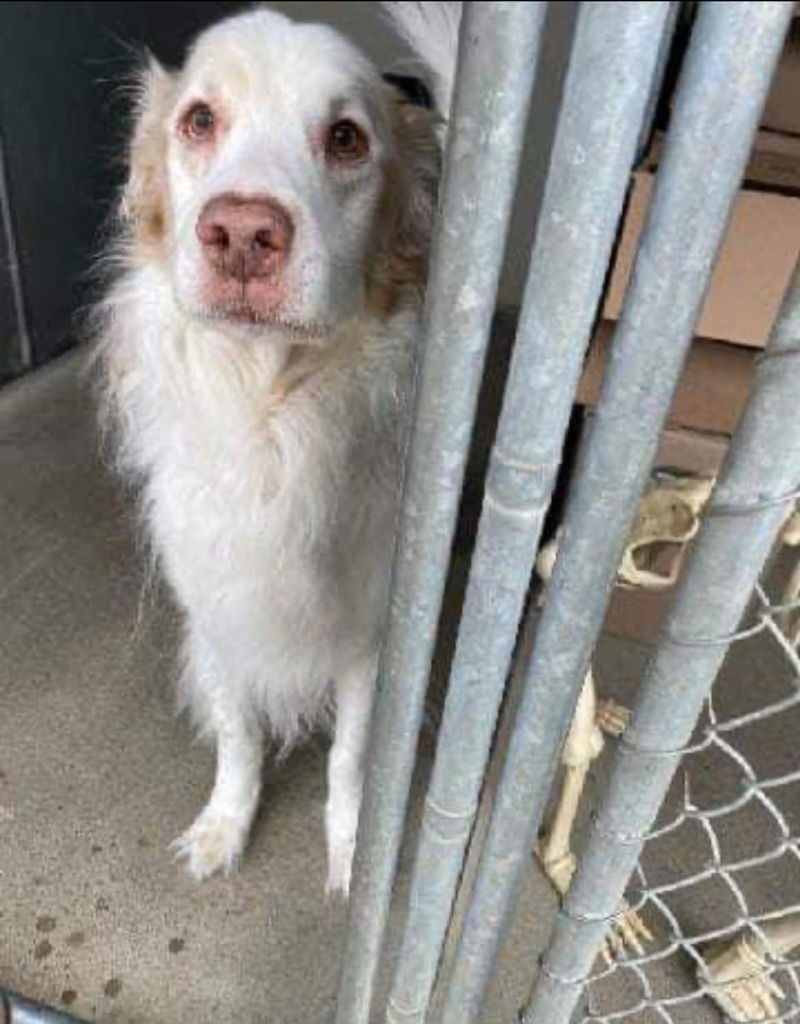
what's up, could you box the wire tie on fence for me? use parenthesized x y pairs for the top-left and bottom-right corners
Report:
(483, 490), (551, 520)
(664, 617), (767, 648)
(708, 483), (800, 518)
(483, 451), (563, 518)
(424, 795), (476, 820)
(386, 994), (425, 1020)
(587, 816), (650, 845)
(617, 733), (696, 759)
(756, 343), (800, 366)
(492, 449), (562, 477)
(561, 895), (650, 931)
(536, 956), (587, 991)
(421, 795), (477, 843)
(766, 594), (800, 616)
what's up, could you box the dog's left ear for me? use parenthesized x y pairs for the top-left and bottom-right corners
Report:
(365, 80), (442, 317)
(382, 73), (434, 111)
(381, 71), (444, 189)
(121, 53), (176, 252)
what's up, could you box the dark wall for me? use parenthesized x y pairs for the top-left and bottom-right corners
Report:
(0, 1), (246, 381)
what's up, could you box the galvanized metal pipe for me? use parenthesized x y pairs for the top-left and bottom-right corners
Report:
(0, 135), (33, 372)
(522, 258), (800, 1023)
(333, 6), (546, 1024)
(439, 5), (795, 1023)
(384, 6), (672, 1022)
(1, 989), (90, 1024)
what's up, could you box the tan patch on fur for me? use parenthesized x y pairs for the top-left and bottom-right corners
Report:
(268, 346), (333, 405)
(365, 97), (440, 319)
(123, 57), (176, 260)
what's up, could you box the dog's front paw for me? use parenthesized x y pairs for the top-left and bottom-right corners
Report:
(172, 808), (250, 880)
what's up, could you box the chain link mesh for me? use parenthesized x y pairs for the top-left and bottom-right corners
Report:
(579, 550), (800, 1024)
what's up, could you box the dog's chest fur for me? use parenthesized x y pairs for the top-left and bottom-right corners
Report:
(101, 267), (418, 732)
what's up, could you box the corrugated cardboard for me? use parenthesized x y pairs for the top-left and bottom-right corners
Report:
(746, 131), (800, 192)
(649, 425), (729, 478)
(603, 134), (800, 349)
(577, 321), (755, 435)
(762, 19), (800, 136)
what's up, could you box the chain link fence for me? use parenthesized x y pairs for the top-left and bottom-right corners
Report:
(576, 557), (800, 1024)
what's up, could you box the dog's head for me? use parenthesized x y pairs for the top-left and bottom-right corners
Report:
(121, 7), (439, 340)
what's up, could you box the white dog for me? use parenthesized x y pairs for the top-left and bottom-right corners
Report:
(95, 2), (460, 893)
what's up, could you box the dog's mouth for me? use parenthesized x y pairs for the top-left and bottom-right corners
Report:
(203, 300), (331, 341)
(191, 265), (334, 341)
(209, 300), (276, 325)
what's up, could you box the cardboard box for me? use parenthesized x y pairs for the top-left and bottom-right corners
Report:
(746, 131), (800, 191)
(762, 19), (800, 136)
(592, 420), (730, 644)
(603, 133), (800, 349)
(577, 321), (755, 436)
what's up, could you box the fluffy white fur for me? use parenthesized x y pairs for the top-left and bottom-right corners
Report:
(96, 3), (460, 892)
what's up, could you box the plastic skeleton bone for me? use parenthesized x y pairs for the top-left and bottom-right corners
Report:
(614, 471), (716, 590)
(699, 915), (800, 1022)
(536, 666), (651, 963)
(534, 472), (715, 961)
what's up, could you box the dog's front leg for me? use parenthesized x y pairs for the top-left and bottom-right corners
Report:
(326, 656), (377, 896)
(174, 689), (264, 881)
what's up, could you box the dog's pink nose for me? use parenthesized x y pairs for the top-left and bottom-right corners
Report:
(196, 195), (294, 281)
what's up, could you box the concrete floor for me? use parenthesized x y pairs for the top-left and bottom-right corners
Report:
(0, 354), (557, 1024)
(1, 354), (798, 1023)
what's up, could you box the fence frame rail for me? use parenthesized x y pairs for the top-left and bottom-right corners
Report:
(385, 5), (672, 1022)
(334, 6), (548, 1023)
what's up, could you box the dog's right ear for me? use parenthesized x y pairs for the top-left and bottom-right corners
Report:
(121, 54), (176, 253)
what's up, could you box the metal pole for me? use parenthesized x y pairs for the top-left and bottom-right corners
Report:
(439, 5), (795, 1023)
(1, 989), (91, 1024)
(384, 7), (672, 1022)
(0, 135), (34, 372)
(333, 6), (547, 1024)
(523, 259), (800, 1023)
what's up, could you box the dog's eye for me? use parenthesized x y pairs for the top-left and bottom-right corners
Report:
(182, 102), (215, 141)
(325, 119), (369, 163)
